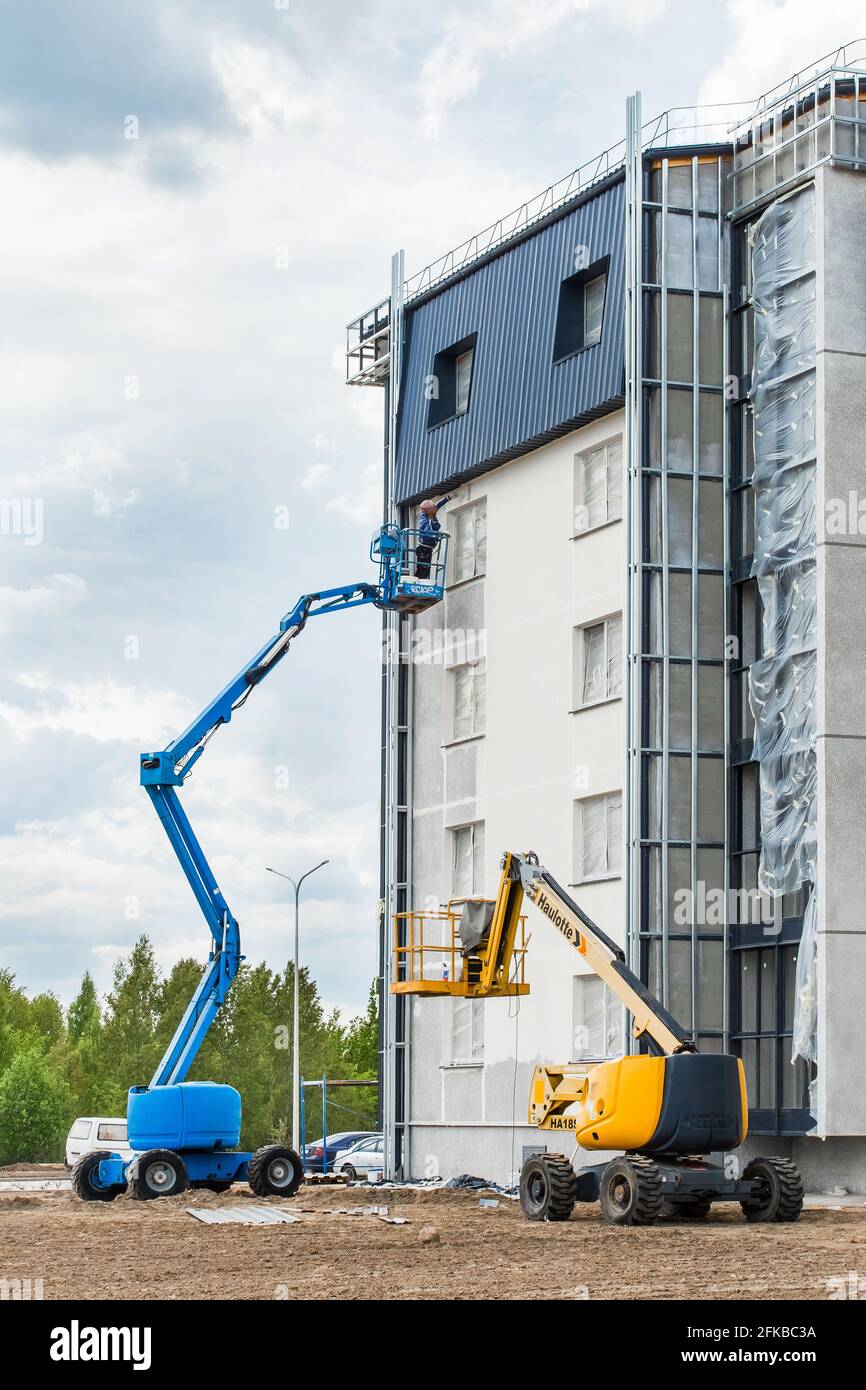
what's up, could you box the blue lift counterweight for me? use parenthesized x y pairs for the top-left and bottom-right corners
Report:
(71, 525), (447, 1203)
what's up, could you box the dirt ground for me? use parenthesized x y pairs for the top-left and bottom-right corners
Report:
(1, 1168), (864, 1300)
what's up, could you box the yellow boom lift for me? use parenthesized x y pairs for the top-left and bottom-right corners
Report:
(392, 851), (804, 1226)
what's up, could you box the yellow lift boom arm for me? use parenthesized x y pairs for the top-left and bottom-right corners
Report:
(500, 852), (693, 1056)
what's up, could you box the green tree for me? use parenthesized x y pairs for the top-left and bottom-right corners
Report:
(0, 1049), (73, 1164)
(344, 982), (379, 1076)
(0, 970), (35, 1072)
(99, 936), (162, 1109)
(67, 972), (101, 1045)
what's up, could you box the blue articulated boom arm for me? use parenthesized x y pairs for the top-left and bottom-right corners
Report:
(141, 578), (382, 1089)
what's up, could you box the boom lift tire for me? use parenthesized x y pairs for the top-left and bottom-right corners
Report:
(519, 1152), (578, 1222)
(71, 1151), (125, 1202)
(740, 1156), (803, 1223)
(599, 1156), (663, 1226)
(131, 1149), (188, 1201)
(248, 1144), (303, 1197)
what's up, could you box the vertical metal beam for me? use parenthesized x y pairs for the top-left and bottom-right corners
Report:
(690, 156), (700, 1037)
(660, 156), (670, 1012)
(722, 280), (731, 1050)
(624, 91), (643, 1037)
(381, 250), (404, 1180)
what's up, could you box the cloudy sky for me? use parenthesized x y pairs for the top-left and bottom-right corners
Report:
(0, 1), (859, 1019)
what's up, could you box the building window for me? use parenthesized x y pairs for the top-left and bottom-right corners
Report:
(427, 333), (477, 428)
(553, 259), (608, 363)
(575, 437), (623, 532)
(450, 996), (484, 1064)
(451, 660), (485, 740)
(575, 791), (622, 882)
(452, 498), (487, 582)
(575, 614), (622, 707)
(584, 274), (605, 345)
(452, 821), (485, 897)
(572, 975), (623, 1061)
(455, 349), (473, 415)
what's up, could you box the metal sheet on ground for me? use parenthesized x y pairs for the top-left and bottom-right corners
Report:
(186, 1206), (300, 1225)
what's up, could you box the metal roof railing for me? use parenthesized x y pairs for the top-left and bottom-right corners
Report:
(729, 37), (866, 214)
(401, 103), (751, 303)
(346, 43), (866, 381)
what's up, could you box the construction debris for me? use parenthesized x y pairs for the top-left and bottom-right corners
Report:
(186, 1206), (300, 1226)
(418, 1225), (440, 1245)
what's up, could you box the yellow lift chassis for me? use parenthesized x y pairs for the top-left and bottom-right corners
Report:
(392, 851), (804, 1226)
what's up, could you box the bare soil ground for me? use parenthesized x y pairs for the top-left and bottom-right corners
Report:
(1, 1175), (863, 1300)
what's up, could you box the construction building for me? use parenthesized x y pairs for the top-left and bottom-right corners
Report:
(346, 41), (866, 1191)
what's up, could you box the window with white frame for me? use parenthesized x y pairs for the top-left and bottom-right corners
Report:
(553, 262), (608, 361)
(452, 821), (485, 897)
(452, 498), (487, 583)
(575, 613), (623, 707)
(574, 437), (623, 533)
(583, 274), (606, 346)
(572, 975), (624, 1061)
(455, 349), (474, 416)
(450, 996), (484, 1064)
(451, 660), (486, 740)
(575, 791), (622, 882)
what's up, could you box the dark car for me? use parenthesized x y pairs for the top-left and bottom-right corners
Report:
(302, 1131), (378, 1171)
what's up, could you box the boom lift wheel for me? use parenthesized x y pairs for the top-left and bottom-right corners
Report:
(71, 1151), (125, 1202)
(599, 1156), (663, 1226)
(248, 1144), (303, 1197)
(519, 1153), (578, 1222)
(132, 1149), (188, 1201)
(740, 1156), (803, 1223)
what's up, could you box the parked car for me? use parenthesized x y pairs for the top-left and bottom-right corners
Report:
(333, 1134), (385, 1180)
(65, 1117), (133, 1168)
(302, 1130), (378, 1171)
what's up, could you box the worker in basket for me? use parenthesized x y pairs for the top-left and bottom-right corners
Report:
(415, 494), (451, 577)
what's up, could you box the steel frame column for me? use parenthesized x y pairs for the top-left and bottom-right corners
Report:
(624, 91), (643, 1038)
(381, 249), (405, 1179)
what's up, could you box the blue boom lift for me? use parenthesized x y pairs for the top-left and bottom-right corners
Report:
(71, 525), (447, 1202)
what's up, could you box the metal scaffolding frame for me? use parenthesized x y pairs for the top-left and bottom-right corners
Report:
(625, 104), (730, 1047)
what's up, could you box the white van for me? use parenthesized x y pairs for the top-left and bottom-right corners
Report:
(65, 1117), (133, 1168)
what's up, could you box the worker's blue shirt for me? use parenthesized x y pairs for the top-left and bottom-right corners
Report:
(418, 515), (441, 546)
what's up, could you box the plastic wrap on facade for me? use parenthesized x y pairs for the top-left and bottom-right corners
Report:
(748, 184), (818, 1067)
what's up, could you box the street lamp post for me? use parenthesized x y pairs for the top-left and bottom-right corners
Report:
(266, 859), (329, 1154)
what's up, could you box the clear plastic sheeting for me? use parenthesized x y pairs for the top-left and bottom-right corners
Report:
(748, 184), (818, 1070)
(792, 892), (819, 1066)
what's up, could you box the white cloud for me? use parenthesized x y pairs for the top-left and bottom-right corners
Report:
(419, 0), (668, 127)
(14, 436), (126, 492)
(210, 40), (312, 136)
(93, 486), (142, 517)
(0, 573), (87, 633)
(0, 674), (193, 745)
(300, 460), (331, 491)
(698, 4), (861, 108)
(326, 461), (382, 526)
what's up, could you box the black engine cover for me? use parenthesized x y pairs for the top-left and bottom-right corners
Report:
(645, 1053), (745, 1155)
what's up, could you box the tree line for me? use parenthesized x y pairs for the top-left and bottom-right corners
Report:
(0, 938), (378, 1165)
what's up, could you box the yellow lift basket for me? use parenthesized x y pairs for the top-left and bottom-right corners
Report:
(392, 857), (528, 998)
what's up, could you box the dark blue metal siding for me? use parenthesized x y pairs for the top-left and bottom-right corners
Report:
(395, 177), (625, 505)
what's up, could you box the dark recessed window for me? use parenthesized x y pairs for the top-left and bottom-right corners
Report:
(427, 333), (477, 429)
(553, 259), (609, 363)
